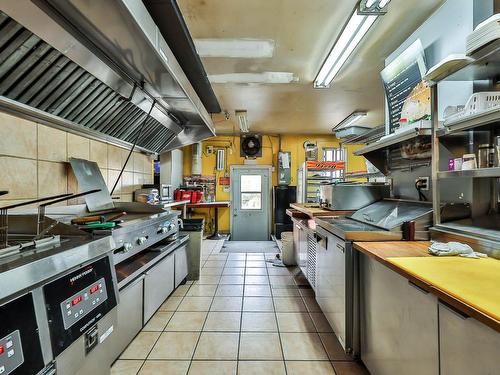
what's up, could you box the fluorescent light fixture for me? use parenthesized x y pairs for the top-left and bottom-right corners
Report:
(235, 110), (249, 133)
(365, 0), (391, 8)
(314, 10), (378, 88)
(194, 38), (275, 58)
(208, 72), (298, 84)
(333, 111), (367, 131)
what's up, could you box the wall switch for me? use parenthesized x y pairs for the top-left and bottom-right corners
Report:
(416, 177), (430, 190)
(206, 146), (214, 154)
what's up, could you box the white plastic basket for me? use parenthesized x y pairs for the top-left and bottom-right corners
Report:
(446, 92), (500, 123)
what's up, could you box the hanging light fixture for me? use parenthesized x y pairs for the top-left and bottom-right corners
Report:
(333, 111), (368, 131)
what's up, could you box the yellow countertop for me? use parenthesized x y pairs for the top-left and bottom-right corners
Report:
(388, 256), (500, 322)
(353, 241), (500, 334)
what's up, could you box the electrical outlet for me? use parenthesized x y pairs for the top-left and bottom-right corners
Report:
(416, 177), (430, 190)
(206, 146), (214, 154)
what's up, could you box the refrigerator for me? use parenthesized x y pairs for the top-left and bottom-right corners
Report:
(273, 185), (297, 239)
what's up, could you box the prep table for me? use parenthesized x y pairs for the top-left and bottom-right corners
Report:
(354, 241), (500, 375)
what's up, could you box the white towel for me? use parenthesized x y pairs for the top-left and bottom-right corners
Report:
(428, 241), (487, 259)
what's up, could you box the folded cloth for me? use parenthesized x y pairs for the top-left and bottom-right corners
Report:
(428, 241), (487, 259)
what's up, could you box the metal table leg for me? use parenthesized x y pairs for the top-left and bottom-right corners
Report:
(207, 207), (226, 240)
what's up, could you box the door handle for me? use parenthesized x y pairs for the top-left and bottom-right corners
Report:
(408, 280), (429, 295)
(336, 243), (345, 253)
(440, 300), (469, 320)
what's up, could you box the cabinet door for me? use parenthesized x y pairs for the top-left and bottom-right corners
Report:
(298, 226), (308, 275)
(175, 245), (188, 287)
(439, 302), (500, 375)
(318, 234), (347, 348)
(360, 255), (439, 375)
(103, 276), (144, 362)
(144, 254), (174, 323)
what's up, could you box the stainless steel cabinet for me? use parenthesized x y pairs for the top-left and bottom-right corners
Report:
(316, 228), (347, 349)
(439, 302), (500, 375)
(174, 245), (188, 287)
(144, 253), (174, 323)
(360, 254), (439, 375)
(111, 276), (144, 358)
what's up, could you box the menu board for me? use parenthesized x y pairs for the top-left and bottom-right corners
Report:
(381, 40), (428, 134)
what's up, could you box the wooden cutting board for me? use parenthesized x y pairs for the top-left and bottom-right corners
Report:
(289, 203), (352, 218)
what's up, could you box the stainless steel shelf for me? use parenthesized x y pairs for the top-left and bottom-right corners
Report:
(437, 107), (500, 137)
(346, 171), (384, 179)
(341, 125), (385, 145)
(354, 128), (432, 156)
(437, 167), (500, 179)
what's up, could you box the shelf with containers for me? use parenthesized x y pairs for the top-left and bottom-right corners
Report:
(428, 42), (500, 255)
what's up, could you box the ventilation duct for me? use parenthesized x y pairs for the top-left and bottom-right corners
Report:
(0, 0), (216, 153)
(192, 142), (202, 175)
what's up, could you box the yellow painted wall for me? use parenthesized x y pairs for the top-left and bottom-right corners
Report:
(182, 135), (366, 233)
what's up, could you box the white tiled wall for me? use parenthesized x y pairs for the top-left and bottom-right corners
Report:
(0, 111), (153, 207)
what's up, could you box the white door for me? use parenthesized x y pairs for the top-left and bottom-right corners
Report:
(231, 166), (271, 241)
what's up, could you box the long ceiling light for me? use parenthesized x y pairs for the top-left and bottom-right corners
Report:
(314, 2), (391, 88)
(333, 111), (367, 131)
(365, 0), (391, 9)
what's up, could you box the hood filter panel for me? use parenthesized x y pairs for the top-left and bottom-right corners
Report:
(0, 11), (176, 153)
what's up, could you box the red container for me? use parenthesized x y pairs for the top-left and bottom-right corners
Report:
(182, 191), (192, 202)
(174, 189), (183, 201)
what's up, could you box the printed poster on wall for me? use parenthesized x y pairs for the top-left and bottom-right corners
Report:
(381, 39), (429, 134)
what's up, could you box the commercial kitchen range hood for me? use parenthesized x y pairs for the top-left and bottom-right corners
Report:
(0, 0), (218, 153)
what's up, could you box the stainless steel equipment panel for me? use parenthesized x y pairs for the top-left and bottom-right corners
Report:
(439, 302), (500, 375)
(110, 276), (144, 361)
(320, 183), (389, 210)
(174, 245), (188, 288)
(144, 253), (174, 323)
(316, 227), (349, 351)
(60, 277), (108, 330)
(0, 331), (23, 375)
(360, 255), (439, 375)
(69, 159), (114, 212)
(351, 199), (433, 231)
(306, 232), (318, 290)
(0, 294), (45, 375)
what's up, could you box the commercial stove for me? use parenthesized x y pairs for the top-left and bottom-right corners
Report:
(313, 199), (434, 357)
(67, 158), (181, 265)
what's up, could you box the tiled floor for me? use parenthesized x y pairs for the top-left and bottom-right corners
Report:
(112, 240), (369, 375)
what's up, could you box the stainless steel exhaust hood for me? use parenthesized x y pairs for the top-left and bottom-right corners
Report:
(0, 0), (217, 153)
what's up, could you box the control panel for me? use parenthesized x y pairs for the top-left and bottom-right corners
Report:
(113, 215), (179, 264)
(60, 277), (108, 330)
(0, 330), (24, 375)
(44, 256), (117, 357)
(0, 294), (44, 375)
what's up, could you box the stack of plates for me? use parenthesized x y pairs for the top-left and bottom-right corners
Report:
(466, 14), (500, 55)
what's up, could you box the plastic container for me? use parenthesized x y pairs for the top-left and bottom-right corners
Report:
(281, 232), (296, 266)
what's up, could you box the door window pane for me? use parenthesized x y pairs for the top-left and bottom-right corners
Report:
(241, 192), (262, 210)
(241, 175), (261, 192)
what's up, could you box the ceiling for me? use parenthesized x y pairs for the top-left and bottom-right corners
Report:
(177, 0), (446, 135)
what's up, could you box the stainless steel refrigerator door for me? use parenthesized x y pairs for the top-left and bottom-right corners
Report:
(143, 253), (174, 323)
(316, 227), (347, 349)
